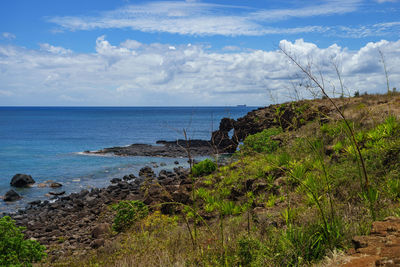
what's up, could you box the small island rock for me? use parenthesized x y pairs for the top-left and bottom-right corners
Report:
(10, 174), (35, 187)
(4, 190), (21, 202)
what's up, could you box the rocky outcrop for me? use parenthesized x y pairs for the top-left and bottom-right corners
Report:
(10, 174), (35, 187)
(3, 190), (21, 202)
(211, 118), (237, 153)
(87, 139), (213, 157)
(211, 100), (333, 153)
(339, 217), (400, 266)
(139, 166), (155, 178)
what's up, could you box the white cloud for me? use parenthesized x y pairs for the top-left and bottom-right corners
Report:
(1, 38), (400, 106)
(47, 1), (359, 36)
(334, 21), (400, 38)
(376, 0), (398, 3)
(1, 32), (16, 40)
(39, 43), (72, 55)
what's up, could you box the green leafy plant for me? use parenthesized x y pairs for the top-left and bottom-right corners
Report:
(0, 216), (46, 266)
(241, 127), (282, 154)
(192, 158), (217, 177)
(112, 200), (149, 232)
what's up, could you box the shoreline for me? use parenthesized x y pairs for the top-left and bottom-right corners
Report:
(84, 139), (215, 158)
(6, 165), (195, 258)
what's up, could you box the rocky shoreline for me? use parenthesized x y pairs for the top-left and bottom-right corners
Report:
(6, 166), (194, 260)
(85, 139), (214, 157)
(3, 101), (331, 260)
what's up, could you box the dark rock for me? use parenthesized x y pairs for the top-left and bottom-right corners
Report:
(87, 139), (213, 158)
(110, 178), (122, 184)
(49, 191), (65, 196)
(219, 117), (235, 132)
(90, 239), (105, 249)
(174, 161), (179, 165)
(122, 175), (134, 181)
(91, 223), (111, 239)
(4, 190), (21, 202)
(28, 200), (41, 205)
(139, 166), (155, 178)
(10, 174), (35, 187)
(160, 162), (167, 166)
(211, 130), (238, 153)
(172, 190), (191, 204)
(50, 182), (62, 188)
(79, 189), (89, 198)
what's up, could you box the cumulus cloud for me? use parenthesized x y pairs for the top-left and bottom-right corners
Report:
(0, 38), (399, 106)
(39, 43), (72, 55)
(47, 1), (361, 36)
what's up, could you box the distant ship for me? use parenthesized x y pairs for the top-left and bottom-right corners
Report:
(237, 104), (247, 107)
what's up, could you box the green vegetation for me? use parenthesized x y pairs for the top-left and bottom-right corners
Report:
(241, 127), (282, 153)
(111, 200), (149, 232)
(191, 158), (217, 177)
(0, 216), (46, 266)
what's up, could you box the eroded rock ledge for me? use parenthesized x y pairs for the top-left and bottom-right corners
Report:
(86, 139), (214, 157)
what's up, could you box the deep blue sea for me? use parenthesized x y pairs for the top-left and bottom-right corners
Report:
(0, 106), (255, 212)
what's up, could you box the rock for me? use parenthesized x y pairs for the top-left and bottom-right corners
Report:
(174, 161), (179, 165)
(151, 162), (159, 168)
(219, 117), (236, 132)
(91, 223), (111, 239)
(122, 175), (134, 181)
(172, 190), (191, 204)
(139, 166), (155, 178)
(160, 162), (167, 166)
(10, 174), (35, 187)
(49, 191), (65, 196)
(37, 183), (47, 188)
(110, 178), (122, 184)
(90, 239), (105, 249)
(4, 190), (21, 202)
(50, 182), (62, 188)
(28, 200), (41, 205)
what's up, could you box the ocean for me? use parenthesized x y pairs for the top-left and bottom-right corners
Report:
(0, 106), (255, 212)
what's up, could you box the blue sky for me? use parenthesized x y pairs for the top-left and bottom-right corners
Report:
(0, 0), (399, 106)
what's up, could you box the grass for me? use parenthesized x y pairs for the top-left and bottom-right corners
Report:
(47, 93), (400, 266)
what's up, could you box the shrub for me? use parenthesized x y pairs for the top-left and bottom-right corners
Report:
(237, 237), (261, 266)
(0, 216), (46, 266)
(112, 200), (149, 232)
(241, 128), (282, 153)
(192, 159), (217, 177)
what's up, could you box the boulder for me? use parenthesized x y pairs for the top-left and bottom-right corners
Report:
(110, 178), (122, 184)
(4, 190), (21, 202)
(90, 238), (105, 249)
(139, 166), (155, 178)
(50, 182), (62, 188)
(91, 223), (111, 239)
(10, 174), (35, 187)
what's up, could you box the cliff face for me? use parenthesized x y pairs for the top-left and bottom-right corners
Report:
(212, 94), (400, 153)
(211, 100), (332, 153)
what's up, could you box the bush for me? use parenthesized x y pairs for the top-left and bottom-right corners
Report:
(192, 159), (217, 177)
(0, 216), (46, 266)
(112, 200), (149, 232)
(241, 127), (282, 153)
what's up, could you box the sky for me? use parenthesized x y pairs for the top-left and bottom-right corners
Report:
(0, 0), (399, 106)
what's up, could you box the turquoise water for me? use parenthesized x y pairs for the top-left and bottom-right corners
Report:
(0, 106), (254, 212)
